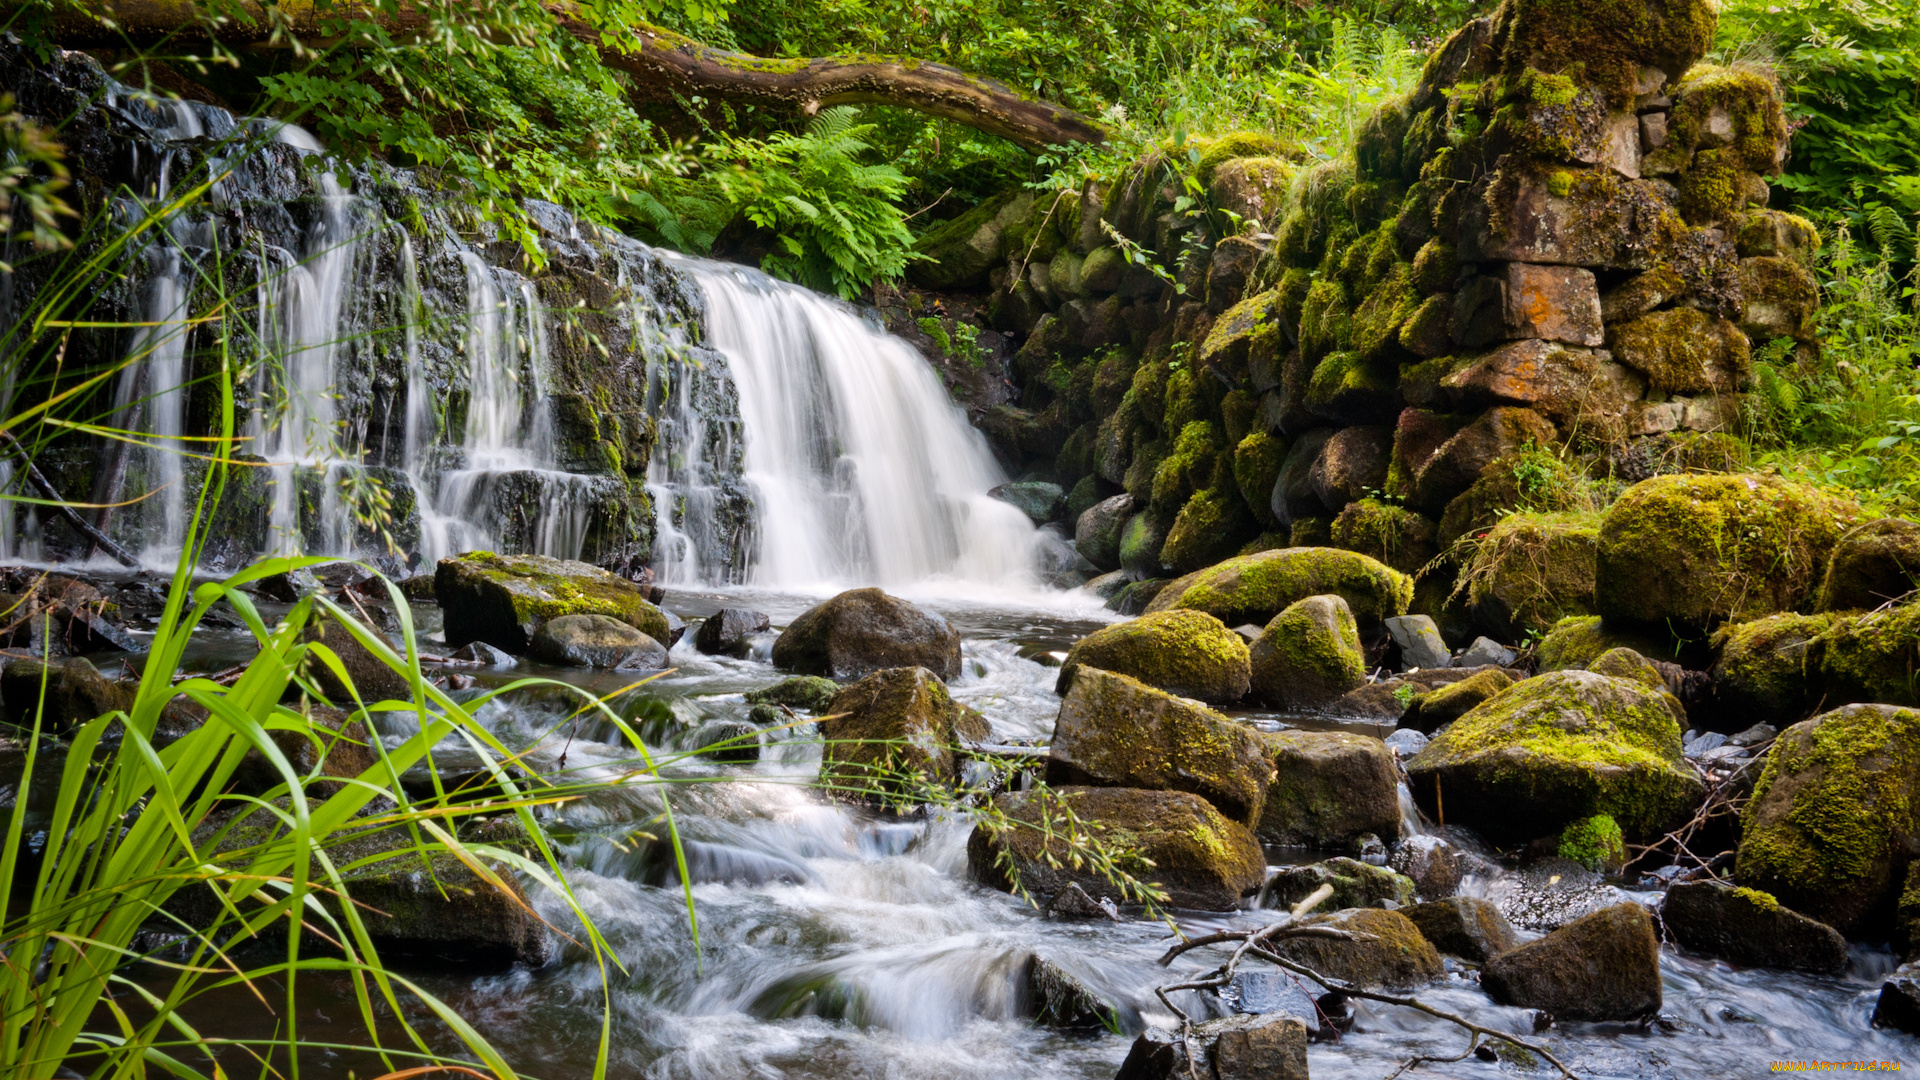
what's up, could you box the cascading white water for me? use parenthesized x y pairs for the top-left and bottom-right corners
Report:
(254, 122), (362, 558)
(677, 259), (1041, 591)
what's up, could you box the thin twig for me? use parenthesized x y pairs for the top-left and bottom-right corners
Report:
(0, 429), (143, 568)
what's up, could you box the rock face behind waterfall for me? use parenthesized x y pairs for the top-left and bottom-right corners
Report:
(0, 40), (750, 572)
(771, 589), (963, 679)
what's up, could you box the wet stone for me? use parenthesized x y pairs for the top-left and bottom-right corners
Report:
(1661, 880), (1847, 975)
(1483, 902), (1663, 1022)
(694, 607), (771, 656)
(1403, 896), (1518, 962)
(529, 614), (668, 670)
(1116, 1014), (1309, 1080)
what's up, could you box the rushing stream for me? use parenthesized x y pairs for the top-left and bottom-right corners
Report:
(133, 588), (1909, 1080)
(1, 61), (1912, 1080)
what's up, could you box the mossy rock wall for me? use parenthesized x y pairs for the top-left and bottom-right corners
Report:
(935, 0), (1798, 613)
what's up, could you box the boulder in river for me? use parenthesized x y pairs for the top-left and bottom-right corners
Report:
(821, 667), (974, 804)
(1390, 834), (1470, 900)
(1262, 856), (1415, 912)
(529, 614), (669, 670)
(968, 786), (1265, 911)
(771, 588), (962, 680)
(302, 608), (415, 706)
(1594, 473), (1862, 631)
(1075, 493), (1136, 571)
(1405, 669), (1703, 844)
(990, 480), (1065, 525)
(694, 607), (771, 656)
(1055, 608), (1251, 706)
(1270, 907), (1442, 990)
(1403, 896), (1518, 962)
(1022, 954), (1122, 1030)
(1257, 730), (1401, 847)
(1047, 666), (1270, 826)
(1661, 880), (1847, 974)
(1145, 546), (1413, 627)
(436, 552), (670, 654)
(1735, 703), (1920, 935)
(1115, 1013), (1308, 1080)
(230, 701), (378, 797)
(1398, 667), (1514, 734)
(1248, 594), (1368, 710)
(1818, 517), (1920, 612)
(1875, 962), (1920, 1036)
(744, 675), (841, 713)
(1482, 902), (1662, 1021)
(1383, 613), (1449, 670)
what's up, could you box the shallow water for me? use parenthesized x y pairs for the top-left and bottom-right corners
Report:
(89, 582), (1917, 1077)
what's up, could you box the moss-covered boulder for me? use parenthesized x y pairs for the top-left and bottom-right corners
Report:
(1557, 813), (1628, 871)
(1818, 517), (1920, 612)
(1405, 669), (1702, 843)
(967, 786), (1266, 911)
(772, 588), (962, 680)
(1818, 603), (1920, 708)
(1463, 512), (1600, 642)
(1736, 704), (1920, 934)
(1594, 474), (1862, 631)
(1404, 897), (1519, 963)
(1056, 609), (1251, 706)
(1258, 730), (1402, 846)
(1332, 499), (1437, 575)
(1248, 595), (1369, 711)
(436, 552), (668, 654)
(1146, 547), (1413, 627)
(744, 675), (841, 713)
(909, 190), (1033, 290)
(1398, 668), (1515, 734)
(821, 667), (973, 805)
(1535, 615), (1684, 671)
(1709, 612), (1832, 728)
(1482, 903), (1661, 1021)
(1047, 667), (1271, 826)
(1162, 485), (1258, 574)
(1271, 907), (1442, 989)
(1662, 881), (1848, 975)
(1119, 512), (1172, 580)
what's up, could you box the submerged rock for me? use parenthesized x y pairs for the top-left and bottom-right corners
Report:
(1145, 546), (1413, 627)
(1248, 594), (1368, 710)
(1405, 669), (1702, 843)
(968, 786), (1265, 911)
(771, 588), (962, 680)
(821, 667), (973, 804)
(744, 675), (841, 713)
(437, 552), (669, 654)
(1735, 703), (1920, 935)
(1482, 902), (1662, 1021)
(0, 656), (134, 733)
(1404, 896), (1519, 962)
(1055, 608), (1251, 706)
(1022, 954), (1121, 1030)
(1258, 730), (1401, 847)
(1047, 667), (1270, 826)
(529, 614), (669, 669)
(694, 607), (771, 656)
(1661, 880), (1847, 974)
(1875, 963), (1920, 1036)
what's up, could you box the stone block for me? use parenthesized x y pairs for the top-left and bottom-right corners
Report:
(1503, 263), (1604, 346)
(1441, 339), (1645, 425)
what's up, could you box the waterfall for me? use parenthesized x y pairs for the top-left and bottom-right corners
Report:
(254, 122), (364, 558)
(673, 259), (1041, 591)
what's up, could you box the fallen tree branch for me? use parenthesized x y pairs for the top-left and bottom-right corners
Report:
(17, 1), (1105, 151)
(1153, 883), (1577, 1080)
